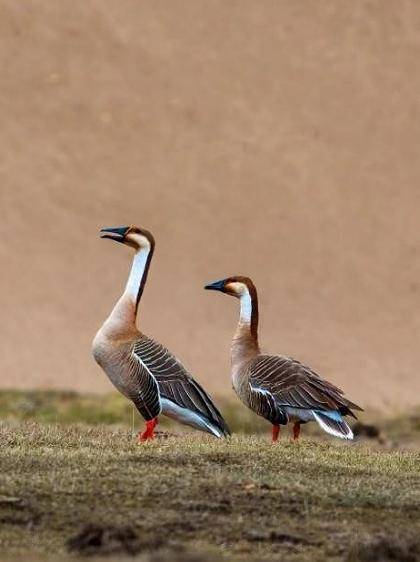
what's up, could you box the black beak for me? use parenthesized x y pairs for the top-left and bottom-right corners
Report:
(204, 279), (226, 292)
(100, 226), (130, 242)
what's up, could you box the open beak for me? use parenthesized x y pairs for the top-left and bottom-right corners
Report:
(204, 279), (226, 292)
(99, 226), (129, 242)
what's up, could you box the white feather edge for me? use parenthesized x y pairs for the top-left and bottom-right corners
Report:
(251, 384), (271, 396)
(132, 352), (162, 412)
(250, 384), (354, 440)
(313, 411), (354, 440)
(135, 349), (223, 438)
(161, 398), (223, 437)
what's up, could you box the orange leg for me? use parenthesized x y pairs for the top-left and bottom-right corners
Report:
(292, 422), (301, 441)
(138, 418), (158, 443)
(272, 424), (280, 442)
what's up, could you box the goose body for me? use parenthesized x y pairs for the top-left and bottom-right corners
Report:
(92, 226), (230, 441)
(205, 276), (362, 441)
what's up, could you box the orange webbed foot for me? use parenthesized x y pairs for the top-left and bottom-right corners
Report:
(138, 418), (158, 443)
(272, 424), (280, 443)
(292, 422), (301, 442)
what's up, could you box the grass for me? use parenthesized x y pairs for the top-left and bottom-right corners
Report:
(0, 391), (419, 561)
(1, 389), (420, 441)
(0, 389), (132, 426)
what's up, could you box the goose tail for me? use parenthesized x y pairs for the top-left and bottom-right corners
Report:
(313, 410), (354, 440)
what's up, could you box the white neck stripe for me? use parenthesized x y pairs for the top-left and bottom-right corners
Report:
(239, 290), (252, 324)
(124, 245), (150, 303)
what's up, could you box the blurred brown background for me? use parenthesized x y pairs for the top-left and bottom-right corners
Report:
(2, 1), (420, 408)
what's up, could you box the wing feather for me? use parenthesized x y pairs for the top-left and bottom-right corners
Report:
(134, 336), (230, 436)
(127, 353), (161, 421)
(247, 355), (362, 416)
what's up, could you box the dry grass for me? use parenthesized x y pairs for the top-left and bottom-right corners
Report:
(0, 417), (419, 562)
(1, 389), (420, 443)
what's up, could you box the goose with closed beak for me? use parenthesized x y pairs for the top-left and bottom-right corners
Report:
(205, 276), (362, 442)
(92, 225), (230, 441)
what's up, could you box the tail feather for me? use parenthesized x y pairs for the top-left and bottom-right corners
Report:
(343, 398), (363, 413)
(313, 411), (354, 440)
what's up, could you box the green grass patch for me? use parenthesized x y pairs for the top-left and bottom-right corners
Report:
(1, 389), (420, 445)
(0, 389), (131, 426)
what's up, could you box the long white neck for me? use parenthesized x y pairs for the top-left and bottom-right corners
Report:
(123, 245), (151, 306)
(231, 286), (260, 369)
(103, 244), (152, 333)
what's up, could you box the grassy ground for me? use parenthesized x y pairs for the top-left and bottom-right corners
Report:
(1, 389), (420, 443)
(0, 392), (419, 561)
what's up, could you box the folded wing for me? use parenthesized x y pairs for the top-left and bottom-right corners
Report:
(247, 355), (362, 420)
(133, 336), (230, 437)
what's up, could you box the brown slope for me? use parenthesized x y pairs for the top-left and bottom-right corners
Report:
(1, 1), (420, 407)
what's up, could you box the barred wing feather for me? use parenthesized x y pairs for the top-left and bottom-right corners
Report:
(133, 336), (230, 436)
(126, 352), (161, 421)
(248, 355), (362, 417)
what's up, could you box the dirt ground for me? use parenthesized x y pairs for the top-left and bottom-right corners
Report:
(2, 1), (420, 408)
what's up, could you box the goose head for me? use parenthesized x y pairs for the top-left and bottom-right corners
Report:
(100, 225), (155, 251)
(204, 276), (256, 299)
